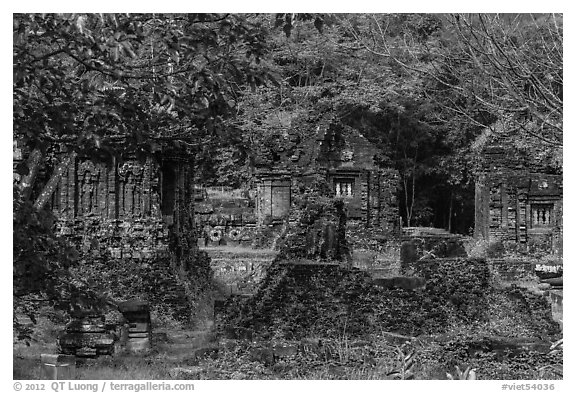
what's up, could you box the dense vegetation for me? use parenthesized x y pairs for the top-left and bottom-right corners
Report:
(13, 13), (562, 342)
(13, 13), (271, 334)
(221, 258), (559, 340)
(197, 13), (562, 232)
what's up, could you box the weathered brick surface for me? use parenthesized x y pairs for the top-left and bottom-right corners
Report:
(47, 152), (208, 324)
(58, 315), (116, 357)
(206, 248), (278, 295)
(194, 187), (258, 246)
(52, 155), (195, 264)
(475, 142), (562, 254)
(252, 119), (400, 237)
(193, 113), (400, 248)
(489, 260), (535, 283)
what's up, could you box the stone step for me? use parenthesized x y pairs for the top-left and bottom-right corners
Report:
(128, 332), (150, 339)
(65, 323), (106, 333)
(127, 322), (151, 332)
(58, 333), (115, 349)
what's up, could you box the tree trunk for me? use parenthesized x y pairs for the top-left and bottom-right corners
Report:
(33, 151), (77, 211)
(403, 177), (411, 227)
(18, 148), (43, 201)
(448, 191), (453, 233)
(407, 147), (418, 228)
(410, 172), (416, 226)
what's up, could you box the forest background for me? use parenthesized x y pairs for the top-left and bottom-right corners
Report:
(8, 10), (567, 350)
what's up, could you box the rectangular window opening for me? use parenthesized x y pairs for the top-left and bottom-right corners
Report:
(334, 179), (355, 197)
(531, 203), (554, 228)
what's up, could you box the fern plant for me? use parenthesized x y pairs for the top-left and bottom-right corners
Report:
(447, 365), (477, 380)
(538, 338), (563, 378)
(387, 347), (415, 380)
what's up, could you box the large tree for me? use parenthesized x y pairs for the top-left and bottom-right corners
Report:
(333, 13), (562, 229)
(344, 13), (562, 148)
(13, 13), (271, 331)
(14, 13), (271, 206)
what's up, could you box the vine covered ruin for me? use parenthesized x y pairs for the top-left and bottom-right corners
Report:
(13, 13), (563, 381)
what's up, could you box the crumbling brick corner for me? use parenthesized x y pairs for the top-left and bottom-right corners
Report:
(474, 144), (563, 255)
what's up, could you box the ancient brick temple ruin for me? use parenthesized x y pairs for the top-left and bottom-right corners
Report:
(48, 149), (197, 264)
(474, 131), (563, 254)
(256, 119), (399, 230)
(14, 139), (211, 323)
(194, 115), (400, 246)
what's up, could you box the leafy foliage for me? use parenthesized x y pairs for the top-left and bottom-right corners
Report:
(13, 12), (271, 336)
(14, 13), (272, 158)
(12, 188), (107, 341)
(212, 14), (515, 231)
(13, 189), (77, 302)
(221, 13), (562, 231)
(275, 176), (349, 261)
(220, 258), (559, 341)
(418, 330), (562, 380)
(13, 13), (563, 349)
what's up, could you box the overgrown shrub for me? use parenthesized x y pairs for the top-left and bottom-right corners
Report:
(416, 258), (491, 323)
(70, 256), (188, 322)
(417, 331), (562, 380)
(499, 287), (561, 337)
(13, 191), (95, 341)
(465, 238), (507, 259)
(275, 176), (350, 262)
(220, 257), (560, 340)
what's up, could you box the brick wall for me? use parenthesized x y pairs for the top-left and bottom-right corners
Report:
(51, 154), (195, 262)
(474, 144), (562, 254)
(19, 150), (214, 324)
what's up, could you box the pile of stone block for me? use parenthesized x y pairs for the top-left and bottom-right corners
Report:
(40, 354), (76, 379)
(57, 300), (154, 357)
(118, 300), (152, 353)
(58, 315), (116, 357)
